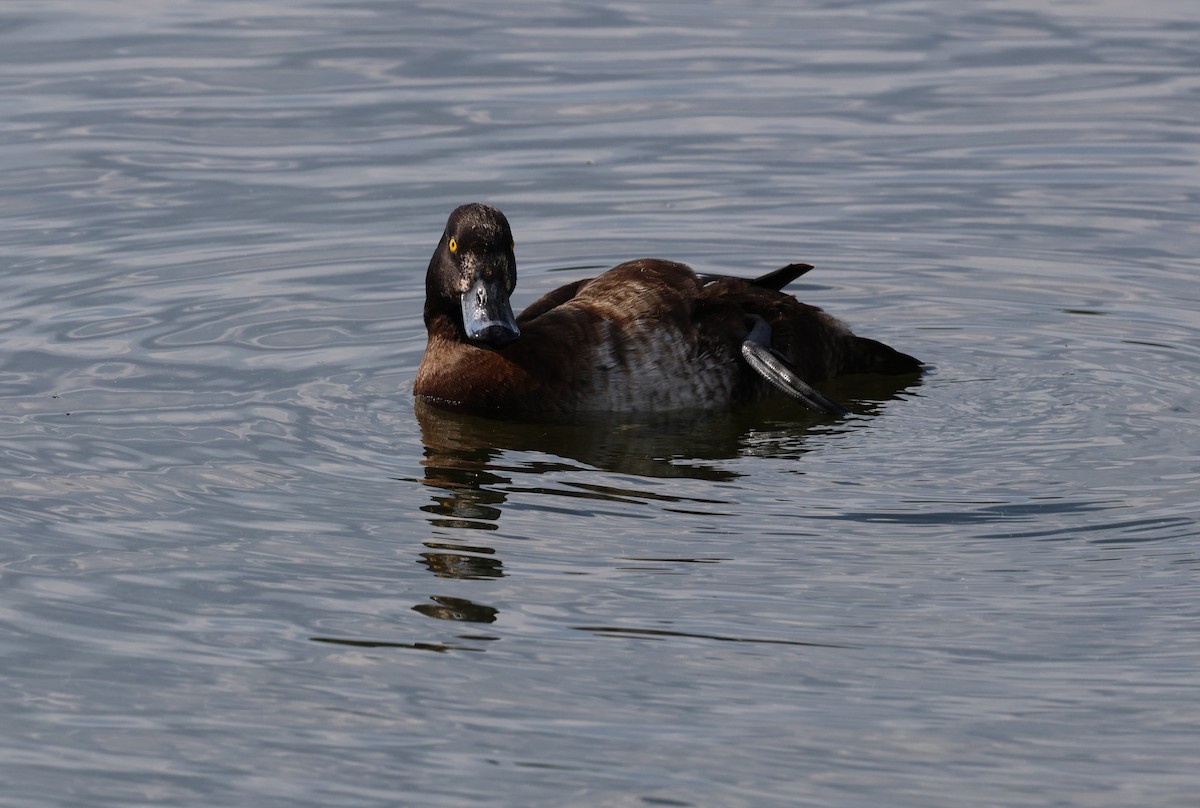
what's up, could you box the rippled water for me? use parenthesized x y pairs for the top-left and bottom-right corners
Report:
(3, 1), (1199, 805)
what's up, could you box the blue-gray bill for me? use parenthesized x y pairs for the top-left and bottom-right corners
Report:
(741, 315), (850, 417)
(462, 275), (520, 346)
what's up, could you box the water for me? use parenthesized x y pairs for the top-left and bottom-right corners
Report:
(2, 1), (1198, 805)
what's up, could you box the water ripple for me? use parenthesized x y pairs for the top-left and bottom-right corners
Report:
(4, 1), (1200, 806)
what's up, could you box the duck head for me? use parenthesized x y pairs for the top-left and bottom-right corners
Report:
(425, 203), (520, 347)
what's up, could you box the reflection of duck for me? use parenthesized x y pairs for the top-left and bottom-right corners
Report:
(415, 203), (921, 419)
(412, 595), (498, 623)
(417, 398), (742, 483)
(414, 377), (917, 485)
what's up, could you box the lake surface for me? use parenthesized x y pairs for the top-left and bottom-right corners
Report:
(2, 1), (1198, 805)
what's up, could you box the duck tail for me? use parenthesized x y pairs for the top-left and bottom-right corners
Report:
(846, 336), (923, 376)
(751, 263), (814, 291)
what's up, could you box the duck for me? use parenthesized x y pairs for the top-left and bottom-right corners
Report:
(414, 203), (921, 419)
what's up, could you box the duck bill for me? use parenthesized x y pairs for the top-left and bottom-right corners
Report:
(462, 274), (520, 347)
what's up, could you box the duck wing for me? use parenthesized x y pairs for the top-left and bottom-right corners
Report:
(517, 278), (590, 324)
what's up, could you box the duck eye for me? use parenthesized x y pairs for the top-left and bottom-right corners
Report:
(448, 238), (458, 254)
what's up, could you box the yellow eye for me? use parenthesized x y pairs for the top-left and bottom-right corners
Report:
(448, 238), (458, 253)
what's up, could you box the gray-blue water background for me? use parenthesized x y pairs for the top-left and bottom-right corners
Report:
(2, 1), (1198, 805)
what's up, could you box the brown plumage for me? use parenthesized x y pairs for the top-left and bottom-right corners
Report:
(414, 203), (920, 419)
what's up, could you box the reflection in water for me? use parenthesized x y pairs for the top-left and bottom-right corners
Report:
(310, 378), (922, 646)
(413, 372), (922, 531)
(419, 465), (508, 531)
(575, 625), (844, 648)
(420, 543), (504, 580)
(309, 636), (487, 654)
(409, 374), (921, 628)
(327, 369), (946, 649)
(413, 367), (921, 487)
(412, 596), (499, 624)
(416, 399), (745, 483)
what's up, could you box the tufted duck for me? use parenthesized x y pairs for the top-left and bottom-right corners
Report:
(414, 203), (921, 419)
